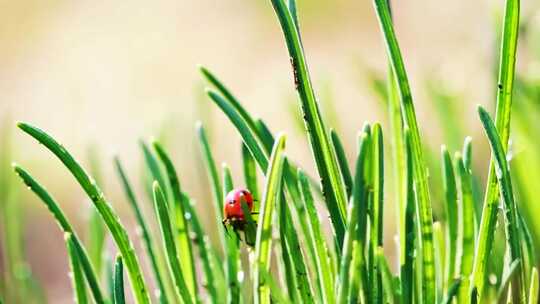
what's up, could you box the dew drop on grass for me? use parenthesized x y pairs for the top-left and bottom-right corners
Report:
(184, 212), (192, 220)
(68, 271), (73, 279)
(489, 273), (498, 285)
(237, 270), (245, 282)
(135, 226), (144, 236)
(154, 289), (162, 298)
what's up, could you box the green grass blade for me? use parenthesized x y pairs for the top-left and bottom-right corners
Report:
(441, 278), (461, 304)
(270, 0), (348, 246)
(472, 0), (520, 298)
(401, 128), (416, 304)
(181, 192), (223, 302)
(253, 134), (286, 304)
(242, 143), (260, 201)
(113, 255), (125, 304)
(113, 157), (170, 304)
(455, 153), (475, 303)
(441, 146), (458, 289)
(255, 119), (276, 153)
(12, 165), (105, 304)
(16, 122), (152, 304)
(529, 268), (538, 304)
(378, 247), (396, 304)
(348, 240), (367, 304)
(141, 141), (169, 199)
(207, 90), (268, 171)
(298, 170), (335, 304)
(478, 106), (525, 302)
(65, 233), (88, 304)
(152, 141), (198, 298)
(498, 259), (521, 300)
(372, 1), (436, 301)
(196, 122), (226, 253)
(260, 268), (293, 304)
(330, 129), (353, 198)
(152, 182), (193, 304)
(369, 123), (384, 303)
(87, 149), (106, 278)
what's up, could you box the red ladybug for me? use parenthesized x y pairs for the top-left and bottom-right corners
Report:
(223, 188), (254, 222)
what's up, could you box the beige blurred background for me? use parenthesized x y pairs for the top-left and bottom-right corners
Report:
(1, 0), (533, 301)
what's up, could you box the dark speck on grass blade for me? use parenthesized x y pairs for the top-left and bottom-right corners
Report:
(17, 122), (151, 304)
(65, 233), (88, 304)
(113, 255), (125, 304)
(12, 164), (105, 304)
(269, 0), (348, 248)
(253, 134), (286, 304)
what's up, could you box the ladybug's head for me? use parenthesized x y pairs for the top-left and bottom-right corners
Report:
(223, 188), (254, 220)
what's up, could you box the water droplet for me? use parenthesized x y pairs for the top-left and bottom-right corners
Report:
(237, 271), (245, 282)
(154, 289), (161, 298)
(135, 226), (144, 236)
(184, 212), (192, 220)
(489, 273), (497, 285)
(68, 271), (73, 279)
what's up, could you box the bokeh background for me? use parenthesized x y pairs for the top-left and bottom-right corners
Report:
(1, 0), (540, 302)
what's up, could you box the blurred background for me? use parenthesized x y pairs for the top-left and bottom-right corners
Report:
(1, 0), (540, 302)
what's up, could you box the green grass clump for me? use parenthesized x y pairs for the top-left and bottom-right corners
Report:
(3, 0), (540, 303)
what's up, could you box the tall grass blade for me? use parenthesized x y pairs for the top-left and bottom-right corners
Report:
(472, 0), (520, 298)
(65, 233), (88, 304)
(401, 129), (416, 304)
(242, 143), (260, 201)
(12, 165), (105, 303)
(331, 129), (353, 198)
(529, 268), (538, 304)
(113, 255), (125, 304)
(372, 1), (436, 301)
(270, 0), (348, 246)
(113, 158), (170, 303)
(478, 106), (525, 302)
(441, 278), (461, 304)
(153, 141), (198, 298)
(260, 269), (293, 304)
(441, 146), (458, 289)
(16, 122), (151, 303)
(253, 134), (286, 304)
(378, 247), (396, 304)
(87, 148), (106, 277)
(152, 182), (193, 304)
(298, 170), (335, 304)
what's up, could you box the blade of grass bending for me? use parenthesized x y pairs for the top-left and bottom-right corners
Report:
(182, 192), (223, 302)
(222, 164), (242, 304)
(472, 0), (520, 298)
(441, 146), (458, 290)
(461, 137), (481, 232)
(270, 0), (348, 247)
(16, 122), (151, 304)
(141, 141), (169, 201)
(196, 122), (226, 253)
(152, 182), (193, 304)
(529, 268), (538, 304)
(377, 247), (396, 304)
(441, 278), (461, 304)
(65, 233), (88, 304)
(455, 153), (475, 303)
(113, 158), (170, 304)
(255, 119), (275, 153)
(12, 165), (105, 303)
(87, 149), (106, 278)
(337, 132), (370, 304)
(153, 141), (198, 298)
(369, 123), (384, 304)
(207, 90), (268, 171)
(331, 130), (353, 198)
(113, 255), (125, 304)
(253, 134), (286, 304)
(478, 106), (525, 303)
(372, 1), (436, 301)
(242, 144), (260, 201)
(298, 170), (335, 304)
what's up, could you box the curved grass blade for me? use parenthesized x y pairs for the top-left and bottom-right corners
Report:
(441, 146), (458, 289)
(331, 129), (353, 198)
(298, 170), (335, 304)
(270, 0), (348, 246)
(141, 141), (169, 200)
(455, 153), (475, 303)
(478, 106), (525, 302)
(113, 158), (170, 304)
(65, 233), (88, 304)
(253, 134), (286, 304)
(196, 122), (226, 253)
(152, 141), (198, 298)
(518, 212), (535, 288)
(529, 268), (538, 304)
(152, 182), (193, 304)
(16, 122), (151, 304)
(12, 165), (105, 304)
(371, 1), (436, 301)
(441, 278), (461, 304)
(113, 255), (125, 304)
(87, 149), (106, 278)
(255, 119), (276, 153)
(242, 143), (260, 201)
(472, 0), (520, 298)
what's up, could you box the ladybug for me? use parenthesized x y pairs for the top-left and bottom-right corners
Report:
(222, 188), (257, 246)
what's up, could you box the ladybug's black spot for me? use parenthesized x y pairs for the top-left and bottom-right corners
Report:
(498, 83), (503, 89)
(241, 190), (247, 195)
(229, 200), (235, 205)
